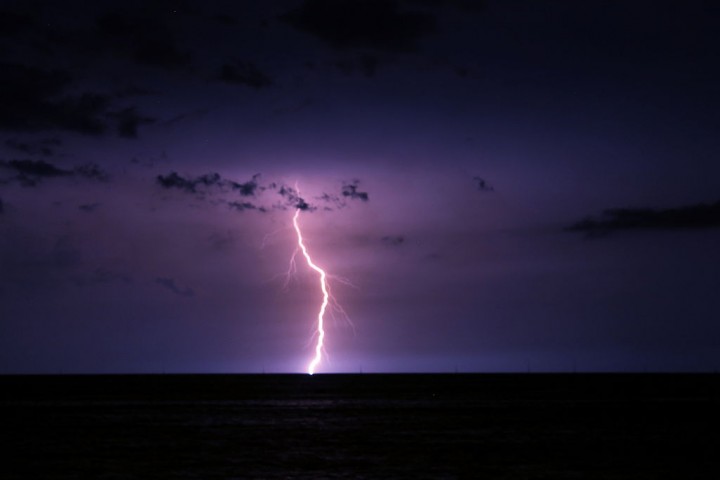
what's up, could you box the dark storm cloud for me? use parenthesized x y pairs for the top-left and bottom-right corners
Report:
(156, 171), (262, 195)
(95, 12), (191, 70)
(156, 172), (221, 193)
(316, 192), (344, 210)
(0, 63), (108, 135)
(381, 235), (405, 246)
(0, 159), (109, 186)
(568, 201), (720, 235)
(341, 180), (369, 201)
(5, 138), (62, 157)
(279, 0), (437, 52)
(0, 63), (153, 138)
(73, 163), (110, 182)
(295, 199), (311, 211)
(311, 181), (371, 210)
(1, 159), (71, 178)
(0, 8), (36, 38)
(473, 176), (494, 192)
(3, 6), (191, 70)
(156, 277), (194, 298)
(277, 184), (314, 211)
(228, 201), (260, 212)
(108, 107), (156, 138)
(230, 174), (261, 196)
(219, 61), (273, 89)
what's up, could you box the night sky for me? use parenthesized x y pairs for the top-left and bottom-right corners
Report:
(2, 0), (719, 374)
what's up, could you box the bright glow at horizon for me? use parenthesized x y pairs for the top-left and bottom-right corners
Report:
(292, 208), (329, 375)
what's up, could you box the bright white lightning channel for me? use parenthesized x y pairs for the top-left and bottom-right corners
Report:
(292, 208), (329, 375)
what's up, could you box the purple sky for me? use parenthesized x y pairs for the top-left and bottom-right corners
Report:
(1, 0), (719, 373)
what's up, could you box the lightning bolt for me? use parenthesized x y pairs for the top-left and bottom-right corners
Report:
(292, 208), (328, 375)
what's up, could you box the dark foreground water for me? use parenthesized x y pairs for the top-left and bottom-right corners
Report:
(1, 374), (718, 479)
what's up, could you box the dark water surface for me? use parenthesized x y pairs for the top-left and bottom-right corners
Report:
(1, 374), (718, 479)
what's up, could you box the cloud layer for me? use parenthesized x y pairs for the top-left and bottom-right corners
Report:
(280, 0), (436, 52)
(568, 201), (720, 235)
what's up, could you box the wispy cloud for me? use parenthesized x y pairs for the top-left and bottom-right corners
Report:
(219, 61), (273, 89)
(341, 180), (369, 201)
(473, 176), (494, 192)
(0, 159), (109, 186)
(156, 277), (194, 298)
(156, 171), (261, 196)
(568, 200), (720, 235)
(4, 138), (62, 157)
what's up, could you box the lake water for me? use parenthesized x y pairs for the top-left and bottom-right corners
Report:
(1, 374), (718, 479)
